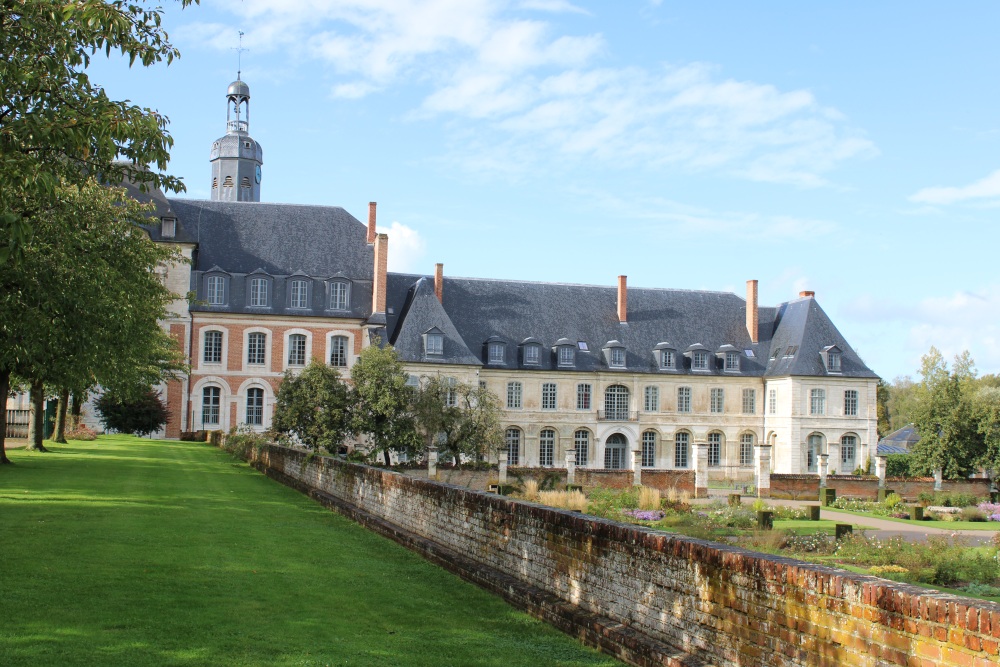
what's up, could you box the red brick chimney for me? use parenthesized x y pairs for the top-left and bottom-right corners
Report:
(746, 279), (759, 343)
(617, 275), (627, 323)
(799, 290), (815, 298)
(367, 202), (377, 244)
(372, 233), (387, 313)
(434, 263), (444, 303)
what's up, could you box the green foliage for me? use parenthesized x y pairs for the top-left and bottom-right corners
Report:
(883, 492), (903, 510)
(272, 361), (351, 453)
(349, 342), (419, 463)
(918, 491), (984, 508)
(222, 424), (268, 460)
(94, 388), (169, 436)
(412, 375), (505, 465)
(885, 454), (911, 477)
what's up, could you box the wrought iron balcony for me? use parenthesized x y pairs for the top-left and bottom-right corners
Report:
(596, 410), (637, 422)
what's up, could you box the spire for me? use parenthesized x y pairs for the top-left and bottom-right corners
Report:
(226, 31), (251, 135)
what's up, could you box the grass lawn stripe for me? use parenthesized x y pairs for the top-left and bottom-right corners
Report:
(824, 506), (1000, 530)
(0, 436), (620, 667)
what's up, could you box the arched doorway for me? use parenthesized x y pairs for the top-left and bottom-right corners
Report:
(605, 433), (627, 469)
(807, 433), (823, 473)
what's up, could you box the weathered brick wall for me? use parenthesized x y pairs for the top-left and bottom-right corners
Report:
(770, 475), (991, 501)
(770, 475), (820, 500)
(254, 445), (1000, 667)
(401, 466), (695, 494)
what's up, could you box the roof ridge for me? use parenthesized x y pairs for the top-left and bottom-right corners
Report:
(443, 275), (738, 295)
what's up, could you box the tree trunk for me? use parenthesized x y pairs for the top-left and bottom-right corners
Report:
(0, 369), (11, 465)
(26, 380), (47, 452)
(69, 391), (83, 430)
(54, 387), (69, 443)
(383, 449), (391, 466)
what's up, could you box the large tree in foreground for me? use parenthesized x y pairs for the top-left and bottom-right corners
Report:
(0, 0), (195, 262)
(350, 342), (420, 465)
(272, 362), (352, 454)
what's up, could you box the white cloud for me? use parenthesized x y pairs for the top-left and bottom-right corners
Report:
(384, 221), (427, 273)
(517, 0), (590, 14)
(910, 169), (1000, 205)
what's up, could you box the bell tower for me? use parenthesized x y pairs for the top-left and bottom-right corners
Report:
(209, 76), (263, 202)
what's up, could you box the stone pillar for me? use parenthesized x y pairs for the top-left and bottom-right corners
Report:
(427, 445), (438, 480)
(755, 444), (772, 498)
(934, 468), (943, 491)
(695, 443), (709, 498)
(498, 447), (508, 485)
(875, 455), (887, 488)
(632, 444), (642, 486)
(565, 448), (576, 486)
(818, 453), (829, 488)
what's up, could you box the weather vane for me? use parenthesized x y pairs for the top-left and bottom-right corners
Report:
(232, 31), (248, 79)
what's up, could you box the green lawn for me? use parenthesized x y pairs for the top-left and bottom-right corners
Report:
(824, 507), (1000, 531)
(0, 437), (620, 667)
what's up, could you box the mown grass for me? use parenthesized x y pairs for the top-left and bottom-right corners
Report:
(822, 506), (1000, 530)
(0, 436), (620, 667)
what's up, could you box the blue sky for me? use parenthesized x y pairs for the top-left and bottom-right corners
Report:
(89, 1), (1000, 381)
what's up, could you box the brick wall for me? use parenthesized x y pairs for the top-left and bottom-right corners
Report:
(770, 474), (820, 500)
(770, 474), (992, 501)
(252, 444), (1000, 667)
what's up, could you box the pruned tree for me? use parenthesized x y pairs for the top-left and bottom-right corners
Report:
(272, 361), (351, 453)
(349, 342), (420, 465)
(95, 389), (169, 437)
(412, 377), (504, 466)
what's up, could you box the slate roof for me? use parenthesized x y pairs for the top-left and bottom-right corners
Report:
(877, 424), (919, 455)
(763, 297), (876, 378)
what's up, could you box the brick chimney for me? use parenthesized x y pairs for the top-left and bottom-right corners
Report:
(367, 202), (377, 244)
(617, 275), (627, 323)
(746, 279), (759, 343)
(799, 290), (815, 298)
(434, 263), (444, 303)
(372, 233), (387, 314)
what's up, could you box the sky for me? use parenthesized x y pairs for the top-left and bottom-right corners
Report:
(87, 1), (1000, 382)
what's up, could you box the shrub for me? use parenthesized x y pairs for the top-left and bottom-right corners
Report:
(869, 564), (910, 578)
(622, 508), (665, 522)
(64, 423), (98, 441)
(522, 479), (540, 501)
(705, 502), (757, 530)
(965, 582), (1000, 598)
(882, 492), (904, 510)
(538, 489), (587, 511)
(885, 454), (911, 477)
(783, 533), (836, 554)
(637, 486), (661, 510)
(978, 502), (1000, 520)
(95, 389), (169, 436)
(223, 425), (269, 460)
(960, 506), (987, 522)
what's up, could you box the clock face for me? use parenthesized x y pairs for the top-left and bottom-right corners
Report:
(255, 165), (261, 184)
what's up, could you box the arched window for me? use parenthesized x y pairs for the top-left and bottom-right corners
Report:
(675, 432), (690, 468)
(202, 386), (221, 426)
(574, 430), (589, 466)
(223, 175), (234, 188)
(603, 385), (630, 421)
(539, 429), (555, 467)
(505, 428), (521, 466)
(330, 335), (348, 367)
(605, 433), (627, 469)
(641, 431), (657, 467)
(739, 433), (755, 467)
(708, 432), (723, 467)
(246, 388), (264, 425)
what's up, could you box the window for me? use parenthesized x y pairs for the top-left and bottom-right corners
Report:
(288, 334), (307, 366)
(329, 281), (350, 310)
(202, 386), (221, 425)
(574, 430), (589, 466)
(641, 431), (656, 467)
(445, 383), (458, 407)
(742, 388), (756, 415)
(249, 277), (269, 307)
(488, 342), (505, 364)
(330, 335), (348, 367)
(523, 345), (540, 365)
(810, 389), (826, 415)
(290, 280), (309, 309)
(161, 217), (176, 238)
(844, 390), (859, 417)
(740, 434), (754, 467)
(827, 352), (842, 372)
(643, 386), (659, 412)
(710, 388), (724, 414)
(203, 330), (223, 364)
(708, 432), (722, 467)
(558, 346), (575, 367)
(541, 383), (557, 410)
(247, 332), (266, 365)
(505, 428), (521, 465)
(576, 384), (591, 410)
(507, 382), (522, 409)
(206, 276), (225, 305)
(539, 429), (555, 467)
(604, 433), (627, 469)
(768, 389), (777, 415)
(692, 350), (709, 370)
(675, 432), (689, 468)
(604, 385), (630, 421)
(246, 388), (264, 425)
(724, 351), (739, 372)
(424, 332), (444, 356)
(660, 350), (676, 370)
(841, 435), (857, 468)
(677, 387), (691, 413)
(609, 347), (625, 368)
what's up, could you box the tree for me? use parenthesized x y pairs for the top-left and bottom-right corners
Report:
(973, 386), (1000, 477)
(95, 388), (169, 436)
(272, 361), (351, 453)
(349, 342), (420, 465)
(412, 377), (504, 466)
(1, 0), (196, 262)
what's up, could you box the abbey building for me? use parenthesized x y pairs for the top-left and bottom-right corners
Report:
(141, 78), (879, 480)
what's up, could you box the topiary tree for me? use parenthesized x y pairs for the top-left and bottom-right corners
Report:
(95, 389), (169, 437)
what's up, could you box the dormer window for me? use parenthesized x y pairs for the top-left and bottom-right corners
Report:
(654, 343), (676, 370)
(289, 279), (309, 309)
(725, 351), (740, 372)
(523, 344), (540, 365)
(821, 345), (843, 373)
(487, 341), (506, 364)
(161, 217), (176, 238)
(206, 275), (227, 306)
(554, 338), (576, 367)
(249, 277), (270, 307)
(329, 280), (350, 311)
(603, 341), (626, 369)
(692, 350), (709, 370)
(423, 328), (444, 356)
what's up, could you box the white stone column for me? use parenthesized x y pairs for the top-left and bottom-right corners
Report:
(695, 443), (709, 498)
(632, 444), (642, 486)
(934, 467), (943, 491)
(755, 444), (772, 498)
(427, 445), (438, 480)
(498, 447), (508, 485)
(818, 453), (829, 488)
(565, 448), (576, 486)
(875, 455), (887, 488)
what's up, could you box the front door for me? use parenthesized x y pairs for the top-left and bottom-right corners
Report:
(605, 433), (627, 469)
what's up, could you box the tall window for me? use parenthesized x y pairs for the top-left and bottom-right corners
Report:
(445, 380), (458, 407)
(507, 382), (522, 409)
(246, 388), (264, 425)
(558, 346), (575, 367)
(739, 433), (754, 467)
(742, 388), (756, 415)
(290, 280), (309, 309)
(692, 350), (709, 370)
(330, 335), (348, 367)
(576, 384), (591, 410)
(488, 342), (505, 364)
(247, 332), (266, 365)
(574, 430), (589, 466)
(541, 383), (557, 410)
(609, 347), (625, 367)
(810, 389), (826, 415)
(329, 281), (349, 310)
(675, 432), (689, 468)
(660, 350), (675, 370)
(841, 435), (857, 468)
(604, 385), (630, 421)
(288, 334), (307, 366)
(202, 386), (221, 425)
(424, 333), (443, 356)
(203, 330), (223, 364)
(844, 390), (859, 417)
(604, 433), (626, 469)
(523, 345), (540, 365)
(708, 432), (722, 467)
(710, 388), (724, 413)
(768, 389), (777, 414)
(724, 351), (739, 372)
(206, 276), (225, 305)
(677, 386), (691, 413)
(249, 277), (269, 307)
(643, 386), (659, 412)
(641, 431), (656, 467)
(539, 429), (555, 467)
(505, 428), (521, 465)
